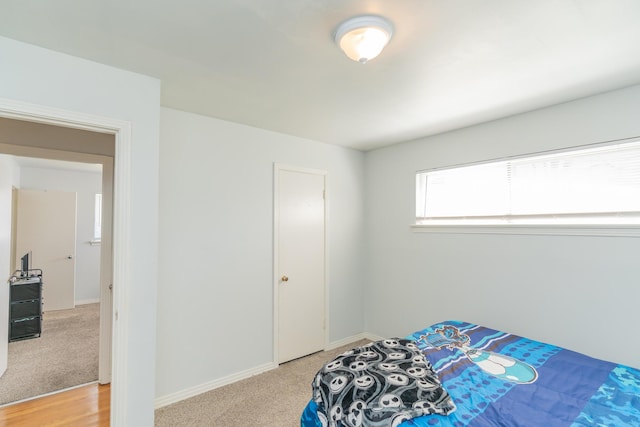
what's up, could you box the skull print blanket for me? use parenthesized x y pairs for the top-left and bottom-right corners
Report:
(309, 338), (456, 427)
(301, 321), (640, 427)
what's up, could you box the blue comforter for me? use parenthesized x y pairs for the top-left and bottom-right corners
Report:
(301, 320), (640, 426)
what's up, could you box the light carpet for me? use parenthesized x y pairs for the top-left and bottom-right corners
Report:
(155, 339), (369, 427)
(0, 303), (100, 406)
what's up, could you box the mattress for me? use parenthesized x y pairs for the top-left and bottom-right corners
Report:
(301, 320), (640, 426)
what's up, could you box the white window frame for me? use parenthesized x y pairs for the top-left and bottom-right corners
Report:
(412, 137), (640, 238)
(92, 193), (102, 244)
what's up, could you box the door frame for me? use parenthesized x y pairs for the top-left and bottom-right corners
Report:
(272, 163), (329, 364)
(0, 97), (131, 425)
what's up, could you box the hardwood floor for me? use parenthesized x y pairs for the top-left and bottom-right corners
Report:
(0, 383), (109, 426)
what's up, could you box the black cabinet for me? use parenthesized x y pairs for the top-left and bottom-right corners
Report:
(9, 272), (43, 342)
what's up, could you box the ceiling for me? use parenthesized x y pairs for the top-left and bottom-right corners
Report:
(1, 0), (640, 151)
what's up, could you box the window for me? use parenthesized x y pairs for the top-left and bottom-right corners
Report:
(416, 138), (640, 227)
(94, 193), (102, 242)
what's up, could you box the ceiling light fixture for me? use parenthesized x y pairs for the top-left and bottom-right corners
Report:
(334, 15), (394, 64)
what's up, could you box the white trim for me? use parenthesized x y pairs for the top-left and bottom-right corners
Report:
(75, 298), (100, 306)
(323, 173), (331, 354)
(154, 362), (277, 409)
(98, 156), (114, 386)
(0, 97), (131, 426)
(411, 224), (640, 237)
(155, 333), (381, 410)
(273, 164), (280, 365)
(0, 100), (121, 135)
(325, 333), (371, 351)
(156, 333), (376, 409)
(273, 163), (328, 365)
(110, 114), (131, 427)
(363, 332), (386, 342)
(325, 333), (386, 350)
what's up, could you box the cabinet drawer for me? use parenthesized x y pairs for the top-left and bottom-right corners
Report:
(10, 300), (41, 319)
(10, 282), (41, 301)
(10, 316), (41, 340)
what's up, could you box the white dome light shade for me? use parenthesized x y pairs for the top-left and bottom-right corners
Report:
(334, 15), (394, 64)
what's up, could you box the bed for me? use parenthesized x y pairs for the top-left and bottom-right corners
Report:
(300, 320), (640, 426)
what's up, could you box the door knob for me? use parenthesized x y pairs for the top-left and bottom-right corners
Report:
(281, 275), (289, 282)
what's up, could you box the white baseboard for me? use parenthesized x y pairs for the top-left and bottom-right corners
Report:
(325, 333), (368, 351)
(154, 361), (277, 409)
(363, 332), (386, 342)
(155, 333), (389, 409)
(75, 298), (100, 305)
(325, 332), (387, 351)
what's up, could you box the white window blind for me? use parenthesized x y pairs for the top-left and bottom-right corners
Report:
(416, 139), (640, 225)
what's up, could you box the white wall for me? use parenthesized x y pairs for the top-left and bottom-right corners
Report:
(0, 36), (160, 425)
(0, 155), (19, 377)
(156, 107), (365, 400)
(364, 84), (640, 369)
(18, 166), (102, 304)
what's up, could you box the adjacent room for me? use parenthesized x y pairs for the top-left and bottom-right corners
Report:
(1, 1), (640, 426)
(0, 154), (103, 406)
(0, 119), (115, 408)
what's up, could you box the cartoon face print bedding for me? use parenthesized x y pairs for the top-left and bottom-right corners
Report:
(301, 320), (640, 427)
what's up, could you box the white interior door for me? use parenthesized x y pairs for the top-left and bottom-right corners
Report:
(276, 166), (326, 363)
(16, 188), (76, 311)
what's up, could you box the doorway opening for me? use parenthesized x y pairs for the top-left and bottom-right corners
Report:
(1, 156), (107, 405)
(0, 98), (130, 424)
